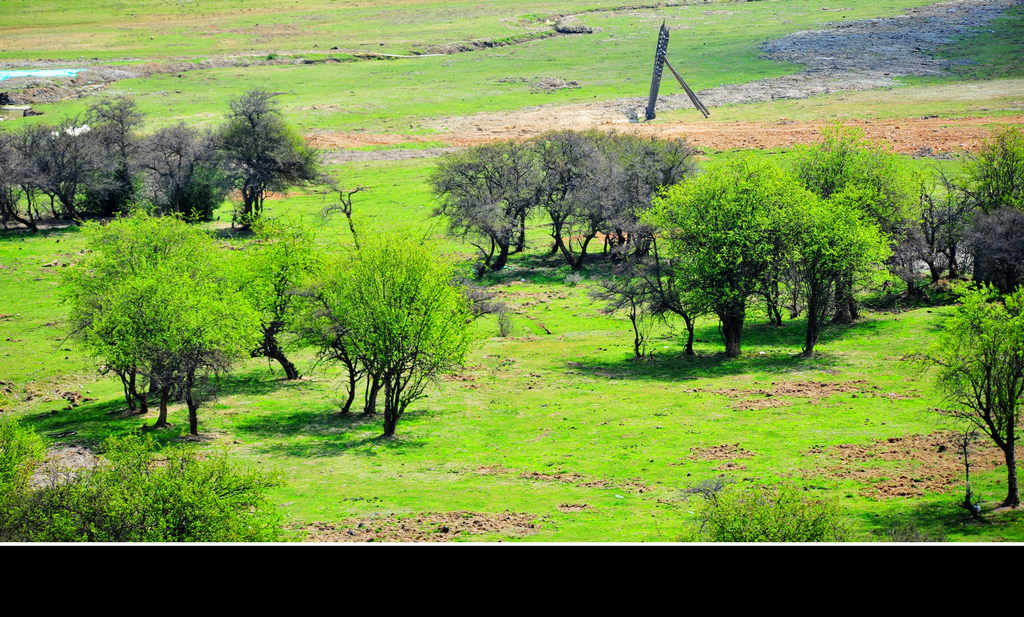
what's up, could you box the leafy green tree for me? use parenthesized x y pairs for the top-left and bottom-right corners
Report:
(63, 212), (258, 434)
(967, 126), (1024, 214)
(63, 212), (215, 415)
(925, 284), (1024, 507)
(791, 195), (891, 357)
(237, 217), (322, 380)
(329, 236), (473, 436)
(646, 158), (806, 357)
(217, 90), (320, 227)
(793, 124), (910, 322)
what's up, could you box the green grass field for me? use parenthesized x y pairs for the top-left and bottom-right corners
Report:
(2, 0), (1024, 542)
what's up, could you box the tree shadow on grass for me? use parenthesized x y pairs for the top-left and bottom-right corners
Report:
(568, 349), (841, 382)
(858, 498), (1023, 542)
(0, 223), (80, 244)
(20, 397), (186, 450)
(205, 370), (310, 398)
(232, 407), (427, 458)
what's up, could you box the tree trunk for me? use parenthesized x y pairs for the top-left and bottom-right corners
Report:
(1002, 428), (1019, 508)
(833, 276), (854, 324)
(802, 293), (821, 358)
(720, 311), (744, 358)
(271, 349), (299, 380)
(364, 374), (382, 415)
(151, 386), (170, 428)
(630, 310), (643, 359)
(489, 241), (510, 271)
(683, 313), (695, 356)
(185, 373), (199, 436)
(340, 368), (357, 415)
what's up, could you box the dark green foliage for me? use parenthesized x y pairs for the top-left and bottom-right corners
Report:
(217, 90), (320, 227)
(967, 126), (1024, 214)
(694, 483), (849, 542)
(140, 123), (231, 221)
(1, 432), (282, 542)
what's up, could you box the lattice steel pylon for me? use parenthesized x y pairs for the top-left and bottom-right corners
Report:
(644, 21), (709, 121)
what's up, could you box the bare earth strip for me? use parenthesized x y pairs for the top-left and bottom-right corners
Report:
(314, 0), (1023, 161)
(316, 114), (1024, 162)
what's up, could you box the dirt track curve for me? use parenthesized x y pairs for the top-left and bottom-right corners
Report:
(312, 0), (1023, 161)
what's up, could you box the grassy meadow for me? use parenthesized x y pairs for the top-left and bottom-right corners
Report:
(2, 0), (1024, 542)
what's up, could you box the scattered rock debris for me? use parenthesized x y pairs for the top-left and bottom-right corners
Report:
(808, 431), (1021, 499)
(300, 510), (540, 542)
(689, 443), (754, 461)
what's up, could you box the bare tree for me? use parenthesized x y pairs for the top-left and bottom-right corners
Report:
(431, 141), (540, 276)
(141, 124), (231, 220)
(217, 90), (319, 227)
(29, 118), (101, 221)
(82, 96), (143, 216)
(0, 131), (37, 231)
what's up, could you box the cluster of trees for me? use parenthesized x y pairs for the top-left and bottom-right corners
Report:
(895, 126), (1024, 295)
(431, 131), (696, 274)
(0, 90), (319, 231)
(62, 211), (473, 438)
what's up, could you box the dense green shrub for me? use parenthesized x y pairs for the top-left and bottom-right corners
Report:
(1, 432), (282, 542)
(0, 418), (45, 515)
(694, 483), (849, 542)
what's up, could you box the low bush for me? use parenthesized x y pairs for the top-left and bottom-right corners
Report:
(1, 430), (282, 542)
(694, 483), (849, 542)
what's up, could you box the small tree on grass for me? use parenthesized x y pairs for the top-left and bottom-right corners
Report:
(792, 191), (891, 357)
(309, 236), (472, 436)
(645, 158), (803, 358)
(217, 90), (320, 228)
(793, 124), (910, 323)
(924, 284), (1024, 508)
(431, 141), (540, 275)
(63, 212), (215, 415)
(236, 217), (321, 380)
(63, 212), (258, 434)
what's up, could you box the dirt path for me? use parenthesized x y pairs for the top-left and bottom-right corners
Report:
(313, 0), (1022, 161)
(316, 115), (1024, 162)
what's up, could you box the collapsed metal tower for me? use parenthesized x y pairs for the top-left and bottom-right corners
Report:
(645, 21), (709, 121)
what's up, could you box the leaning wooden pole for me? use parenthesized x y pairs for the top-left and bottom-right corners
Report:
(664, 57), (709, 118)
(644, 21), (670, 121)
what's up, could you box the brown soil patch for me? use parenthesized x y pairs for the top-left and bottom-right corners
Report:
(694, 379), (913, 410)
(557, 503), (592, 512)
(810, 431), (1020, 499)
(309, 115), (1024, 159)
(689, 443), (754, 461)
(474, 464), (651, 493)
(29, 445), (99, 489)
(300, 510), (540, 542)
(712, 461), (748, 472)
